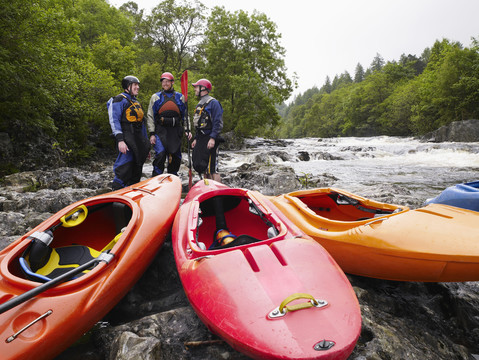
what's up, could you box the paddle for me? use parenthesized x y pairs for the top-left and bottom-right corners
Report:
(0, 252), (114, 314)
(180, 70), (193, 190)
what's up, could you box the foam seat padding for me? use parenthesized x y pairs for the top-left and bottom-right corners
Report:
(20, 232), (122, 282)
(34, 245), (100, 279)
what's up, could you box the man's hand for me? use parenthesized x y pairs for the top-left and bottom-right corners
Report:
(118, 141), (129, 154)
(207, 138), (215, 149)
(150, 135), (156, 145)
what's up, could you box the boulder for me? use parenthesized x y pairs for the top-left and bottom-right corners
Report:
(422, 119), (479, 142)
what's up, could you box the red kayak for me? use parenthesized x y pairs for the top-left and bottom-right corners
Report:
(0, 174), (181, 360)
(172, 179), (361, 360)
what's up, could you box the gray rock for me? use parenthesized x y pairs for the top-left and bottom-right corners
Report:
(223, 163), (300, 195)
(421, 119), (479, 142)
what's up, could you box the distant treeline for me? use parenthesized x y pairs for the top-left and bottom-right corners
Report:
(0, 0), (292, 173)
(276, 38), (479, 138)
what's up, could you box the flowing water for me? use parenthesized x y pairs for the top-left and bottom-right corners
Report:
(221, 136), (479, 206)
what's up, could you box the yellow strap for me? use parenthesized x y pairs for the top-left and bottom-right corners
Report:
(101, 231), (123, 252)
(279, 293), (318, 314)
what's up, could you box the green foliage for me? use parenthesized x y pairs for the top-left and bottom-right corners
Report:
(90, 34), (136, 79)
(202, 7), (294, 136)
(0, 0), (120, 167)
(279, 38), (479, 138)
(70, 0), (135, 47)
(298, 172), (313, 188)
(140, 0), (206, 74)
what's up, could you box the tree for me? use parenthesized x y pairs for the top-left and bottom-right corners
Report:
(0, 0), (119, 169)
(370, 53), (385, 72)
(141, 0), (206, 74)
(70, 0), (135, 47)
(321, 76), (332, 94)
(410, 38), (477, 133)
(399, 53), (426, 76)
(354, 63), (365, 83)
(203, 7), (294, 136)
(91, 34), (136, 79)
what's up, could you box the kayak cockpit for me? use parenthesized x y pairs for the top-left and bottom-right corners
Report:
(192, 193), (282, 251)
(8, 201), (133, 283)
(285, 189), (408, 223)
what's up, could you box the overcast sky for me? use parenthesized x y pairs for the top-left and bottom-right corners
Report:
(110, 0), (479, 102)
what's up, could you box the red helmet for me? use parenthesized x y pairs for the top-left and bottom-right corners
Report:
(192, 79), (212, 92)
(160, 72), (174, 81)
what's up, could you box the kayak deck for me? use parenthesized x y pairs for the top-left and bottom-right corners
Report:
(270, 188), (479, 282)
(0, 174), (182, 360)
(173, 180), (362, 359)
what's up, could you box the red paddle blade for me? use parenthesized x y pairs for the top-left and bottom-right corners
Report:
(180, 70), (188, 102)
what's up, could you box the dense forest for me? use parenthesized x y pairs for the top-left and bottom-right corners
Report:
(0, 0), (478, 176)
(0, 0), (292, 174)
(277, 38), (479, 138)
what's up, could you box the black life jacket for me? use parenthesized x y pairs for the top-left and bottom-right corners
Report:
(193, 96), (214, 130)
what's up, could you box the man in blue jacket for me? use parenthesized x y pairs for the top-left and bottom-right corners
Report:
(191, 78), (223, 183)
(107, 75), (149, 190)
(147, 72), (187, 177)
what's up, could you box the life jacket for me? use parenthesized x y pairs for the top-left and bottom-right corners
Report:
(193, 96), (215, 130)
(156, 92), (181, 127)
(121, 94), (144, 123)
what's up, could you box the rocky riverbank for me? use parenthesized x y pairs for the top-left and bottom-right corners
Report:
(1, 158), (479, 360)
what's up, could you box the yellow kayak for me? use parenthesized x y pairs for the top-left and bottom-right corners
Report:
(270, 188), (479, 282)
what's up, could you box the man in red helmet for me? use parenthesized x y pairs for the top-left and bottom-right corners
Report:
(147, 72), (188, 177)
(191, 78), (224, 182)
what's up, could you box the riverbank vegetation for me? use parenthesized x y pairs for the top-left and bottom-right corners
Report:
(277, 38), (479, 138)
(1, 0), (477, 175)
(0, 0), (292, 173)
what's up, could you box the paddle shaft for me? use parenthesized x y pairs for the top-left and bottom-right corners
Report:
(0, 257), (103, 314)
(180, 70), (193, 189)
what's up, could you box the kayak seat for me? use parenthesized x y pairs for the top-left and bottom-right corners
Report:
(210, 234), (260, 250)
(20, 232), (122, 283)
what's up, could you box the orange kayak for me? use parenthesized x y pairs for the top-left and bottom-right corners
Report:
(270, 187), (479, 282)
(172, 180), (361, 359)
(0, 174), (181, 360)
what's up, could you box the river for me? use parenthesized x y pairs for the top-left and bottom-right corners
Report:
(221, 136), (479, 206)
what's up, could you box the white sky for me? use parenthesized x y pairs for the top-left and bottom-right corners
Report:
(110, 0), (479, 102)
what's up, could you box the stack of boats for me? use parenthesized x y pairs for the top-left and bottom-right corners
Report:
(0, 175), (477, 359)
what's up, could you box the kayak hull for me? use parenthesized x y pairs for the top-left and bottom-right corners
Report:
(0, 175), (181, 359)
(173, 180), (361, 359)
(425, 180), (479, 212)
(270, 187), (479, 282)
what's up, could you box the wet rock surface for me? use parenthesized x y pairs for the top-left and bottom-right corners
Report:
(421, 119), (479, 142)
(0, 147), (478, 359)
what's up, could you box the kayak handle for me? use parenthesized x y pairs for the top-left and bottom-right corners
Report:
(268, 293), (328, 319)
(60, 205), (88, 228)
(6, 309), (53, 343)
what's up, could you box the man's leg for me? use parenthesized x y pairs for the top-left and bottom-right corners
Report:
(152, 134), (167, 176)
